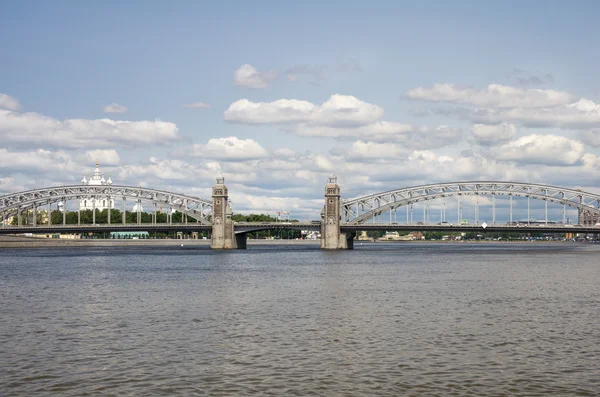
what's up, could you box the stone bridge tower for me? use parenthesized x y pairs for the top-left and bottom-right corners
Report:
(321, 175), (354, 249)
(211, 177), (237, 249)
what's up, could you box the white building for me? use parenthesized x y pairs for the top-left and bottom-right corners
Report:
(79, 162), (114, 211)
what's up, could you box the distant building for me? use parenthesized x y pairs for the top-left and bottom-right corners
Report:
(579, 210), (600, 226)
(378, 231), (424, 241)
(80, 162), (114, 211)
(110, 231), (149, 239)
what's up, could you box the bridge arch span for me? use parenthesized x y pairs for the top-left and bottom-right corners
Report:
(342, 181), (600, 225)
(0, 185), (213, 225)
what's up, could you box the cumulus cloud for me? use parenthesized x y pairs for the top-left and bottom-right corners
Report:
(84, 149), (121, 165)
(0, 94), (21, 111)
(116, 157), (214, 184)
(291, 123), (461, 149)
(579, 129), (600, 147)
(345, 141), (406, 160)
(0, 176), (16, 194)
(224, 94), (460, 149)
(225, 94), (383, 127)
(225, 98), (315, 124)
(0, 148), (77, 173)
(0, 109), (179, 149)
(183, 102), (211, 109)
(491, 134), (585, 166)
(470, 123), (517, 145)
(273, 147), (296, 158)
(187, 137), (268, 161)
(289, 121), (413, 139)
(103, 102), (128, 113)
(407, 82), (600, 129)
(405, 83), (575, 108)
(471, 98), (600, 128)
(234, 64), (277, 89)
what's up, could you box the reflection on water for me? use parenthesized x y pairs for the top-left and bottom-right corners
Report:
(1, 242), (599, 396)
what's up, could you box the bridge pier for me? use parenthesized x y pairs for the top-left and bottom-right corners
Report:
(321, 175), (353, 249)
(211, 177), (243, 249)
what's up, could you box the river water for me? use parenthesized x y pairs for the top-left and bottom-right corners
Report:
(1, 242), (599, 396)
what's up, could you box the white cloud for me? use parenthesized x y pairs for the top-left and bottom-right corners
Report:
(290, 121), (413, 139)
(225, 98), (315, 124)
(579, 129), (600, 148)
(410, 126), (462, 149)
(224, 94), (459, 148)
(225, 94), (383, 127)
(188, 137), (268, 161)
(103, 102), (128, 114)
(0, 148), (77, 172)
(233, 64), (277, 89)
(183, 102), (211, 109)
(0, 109), (179, 148)
(0, 94), (21, 111)
(117, 157), (214, 184)
(491, 134), (585, 166)
(472, 98), (600, 128)
(471, 123), (517, 145)
(273, 147), (296, 158)
(346, 141), (405, 160)
(0, 176), (15, 194)
(406, 83), (576, 108)
(84, 149), (121, 165)
(292, 123), (461, 149)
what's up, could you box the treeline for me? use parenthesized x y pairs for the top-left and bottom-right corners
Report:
(11, 209), (198, 225)
(232, 213), (302, 239)
(365, 230), (549, 240)
(231, 213), (298, 223)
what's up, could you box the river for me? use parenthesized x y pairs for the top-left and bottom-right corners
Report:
(1, 242), (598, 396)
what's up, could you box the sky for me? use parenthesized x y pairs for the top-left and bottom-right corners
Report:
(1, 0), (599, 221)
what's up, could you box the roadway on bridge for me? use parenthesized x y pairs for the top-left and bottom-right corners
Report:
(1, 222), (598, 235)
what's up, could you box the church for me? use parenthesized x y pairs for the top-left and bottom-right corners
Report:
(79, 162), (114, 211)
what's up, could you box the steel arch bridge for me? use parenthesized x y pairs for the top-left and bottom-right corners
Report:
(0, 185), (213, 225)
(342, 181), (600, 225)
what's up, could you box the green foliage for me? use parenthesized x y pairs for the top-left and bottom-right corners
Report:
(232, 213), (280, 222)
(11, 209), (203, 225)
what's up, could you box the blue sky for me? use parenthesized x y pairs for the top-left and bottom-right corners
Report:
(1, 0), (599, 220)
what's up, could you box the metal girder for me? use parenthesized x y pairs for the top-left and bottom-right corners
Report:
(0, 185), (213, 225)
(342, 181), (600, 225)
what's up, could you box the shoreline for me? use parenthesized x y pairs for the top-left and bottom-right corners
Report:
(0, 235), (320, 248)
(0, 235), (588, 249)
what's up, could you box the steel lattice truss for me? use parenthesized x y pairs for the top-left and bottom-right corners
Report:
(0, 185), (213, 225)
(342, 181), (600, 225)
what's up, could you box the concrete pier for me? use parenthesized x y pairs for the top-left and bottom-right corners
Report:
(321, 175), (352, 249)
(210, 177), (242, 249)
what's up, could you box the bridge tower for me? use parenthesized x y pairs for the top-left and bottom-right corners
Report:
(321, 175), (354, 249)
(211, 177), (239, 249)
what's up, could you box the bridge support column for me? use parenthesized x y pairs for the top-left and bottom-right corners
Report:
(211, 177), (241, 249)
(321, 175), (352, 249)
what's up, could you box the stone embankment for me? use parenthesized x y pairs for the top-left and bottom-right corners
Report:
(0, 235), (320, 248)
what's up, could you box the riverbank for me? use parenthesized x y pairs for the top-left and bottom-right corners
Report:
(0, 235), (321, 248)
(0, 235), (589, 248)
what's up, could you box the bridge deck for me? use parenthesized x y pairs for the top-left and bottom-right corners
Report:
(1, 222), (598, 235)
